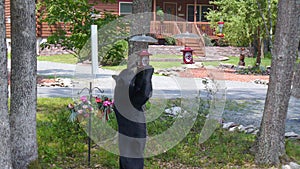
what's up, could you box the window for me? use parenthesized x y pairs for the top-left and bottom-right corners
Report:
(201, 5), (213, 22)
(187, 5), (200, 22)
(6, 16), (11, 24)
(119, 2), (132, 16)
(187, 5), (213, 22)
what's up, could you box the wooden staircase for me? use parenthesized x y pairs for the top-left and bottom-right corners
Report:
(150, 21), (206, 57)
(183, 38), (205, 57)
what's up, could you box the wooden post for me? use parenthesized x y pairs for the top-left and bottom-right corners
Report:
(194, 0), (197, 23)
(153, 0), (156, 22)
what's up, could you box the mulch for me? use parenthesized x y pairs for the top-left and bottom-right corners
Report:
(179, 68), (269, 82)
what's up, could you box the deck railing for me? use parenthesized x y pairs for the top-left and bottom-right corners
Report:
(150, 21), (216, 39)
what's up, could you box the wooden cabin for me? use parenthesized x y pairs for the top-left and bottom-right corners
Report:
(4, 0), (217, 56)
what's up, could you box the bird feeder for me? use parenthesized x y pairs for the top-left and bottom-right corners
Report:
(181, 47), (194, 64)
(138, 50), (152, 68)
(217, 21), (225, 37)
(218, 21), (224, 33)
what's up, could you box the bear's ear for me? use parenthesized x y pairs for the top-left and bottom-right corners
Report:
(112, 75), (118, 81)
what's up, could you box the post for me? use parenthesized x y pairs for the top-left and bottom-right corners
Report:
(91, 25), (99, 75)
(88, 82), (92, 166)
(194, 0), (197, 23)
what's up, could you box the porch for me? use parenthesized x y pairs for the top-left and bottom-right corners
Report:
(150, 21), (217, 57)
(149, 0), (218, 57)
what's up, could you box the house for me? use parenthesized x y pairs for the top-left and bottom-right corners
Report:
(4, 0), (217, 56)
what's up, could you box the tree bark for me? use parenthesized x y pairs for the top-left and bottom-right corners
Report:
(292, 63), (300, 98)
(256, 26), (261, 65)
(255, 0), (299, 166)
(128, 0), (152, 69)
(10, 0), (38, 168)
(0, 0), (12, 168)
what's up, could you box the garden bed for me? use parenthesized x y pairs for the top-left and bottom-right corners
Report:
(179, 67), (270, 82)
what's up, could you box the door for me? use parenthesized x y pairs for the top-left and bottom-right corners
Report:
(164, 2), (177, 21)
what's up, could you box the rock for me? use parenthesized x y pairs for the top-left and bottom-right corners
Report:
(238, 125), (246, 132)
(289, 162), (300, 169)
(219, 63), (235, 69)
(237, 65), (246, 70)
(251, 129), (259, 135)
(222, 122), (235, 129)
(285, 132), (299, 138)
(165, 107), (182, 116)
(244, 125), (255, 130)
(245, 128), (255, 134)
(282, 164), (292, 169)
(245, 126), (256, 134)
(229, 126), (238, 132)
(184, 64), (199, 69)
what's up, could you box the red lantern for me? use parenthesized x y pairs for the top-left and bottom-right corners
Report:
(138, 50), (151, 68)
(181, 47), (194, 64)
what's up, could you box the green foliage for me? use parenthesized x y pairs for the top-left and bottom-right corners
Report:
(206, 0), (278, 47)
(164, 36), (176, 45)
(217, 37), (229, 47)
(156, 8), (164, 23)
(38, 0), (120, 60)
(203, 34), (215, 46)
(101, 40), (128, 66)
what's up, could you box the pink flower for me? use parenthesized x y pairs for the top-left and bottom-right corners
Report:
(103, 100), (112, 106)
(84, 113), (89, 118)
(82, 105), (88, 109)
(89, 107), (94, 111)
(80, 96), (88, 102)
(78, 110), (83, 114)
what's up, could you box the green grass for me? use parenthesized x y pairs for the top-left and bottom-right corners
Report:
(151, 54), (182, 59)
(37, 54), (78, 64)
(34, 53), (275, 70)
(203, 56), (272, 67)
(36, 98), (300, 168)
(102, 61), (182, 70)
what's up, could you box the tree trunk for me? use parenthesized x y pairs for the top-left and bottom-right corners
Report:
(256, 26), (261, 65)
(128, 0), (152, 69)
(0, 0), (12, 168)
(292, 63), (300, 98)
(254, 0), (299, 166)
(10, 0), (38, 168)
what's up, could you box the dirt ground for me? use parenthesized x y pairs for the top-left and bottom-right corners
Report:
(179, 68), (269, 82)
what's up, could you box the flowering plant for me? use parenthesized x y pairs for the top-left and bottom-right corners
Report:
(68, 95), (114, 122)
(95, 96), (114, 121)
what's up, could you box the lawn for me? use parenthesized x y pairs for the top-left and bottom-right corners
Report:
(37, 54), (78, 64)
(35, 53), (274, 70)
(203, 56), (272, 67)
(37, 98), (300, 169)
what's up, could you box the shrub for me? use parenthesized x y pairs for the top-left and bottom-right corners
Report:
(165, 36), (176, 45)
(101, 40), (128, 66)
(203, 34), (215, 46)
